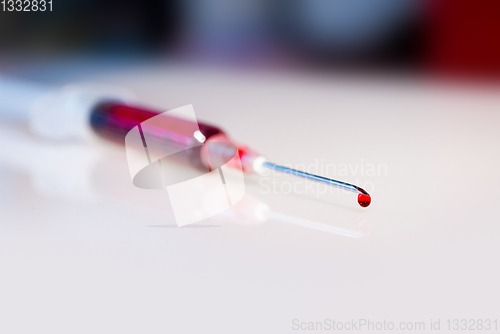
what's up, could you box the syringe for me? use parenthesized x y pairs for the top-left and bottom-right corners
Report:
(0, 77), (371, 207)
(90, 101), (371, 207)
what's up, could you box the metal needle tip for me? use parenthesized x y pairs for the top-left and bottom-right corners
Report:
(262, 161), (370, 197)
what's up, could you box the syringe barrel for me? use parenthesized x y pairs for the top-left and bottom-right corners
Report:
(90, 101), (264, 174)
(90, 101), (224, 170)
(90, 101), (224, 146)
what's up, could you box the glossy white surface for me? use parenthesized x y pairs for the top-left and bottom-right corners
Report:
(0, 65), (499, 333)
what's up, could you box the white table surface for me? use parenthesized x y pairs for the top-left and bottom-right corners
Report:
(0, 64), (499, 333)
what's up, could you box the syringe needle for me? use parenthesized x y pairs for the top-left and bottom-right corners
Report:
(261, 161), (371, 208)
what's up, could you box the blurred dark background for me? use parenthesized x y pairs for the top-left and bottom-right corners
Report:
(0, 0), (499, 80)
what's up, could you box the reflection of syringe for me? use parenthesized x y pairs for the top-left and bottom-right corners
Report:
(215, 195), (371, 237)
(0, 77), (371, 207)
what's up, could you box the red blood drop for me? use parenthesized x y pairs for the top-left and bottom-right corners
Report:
(357, 194), (371, 208)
